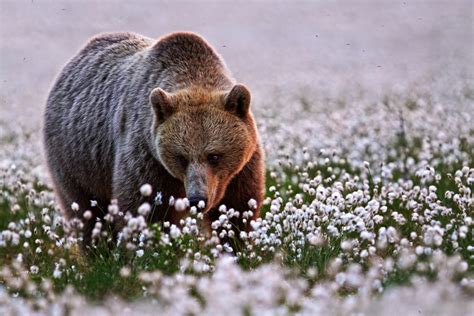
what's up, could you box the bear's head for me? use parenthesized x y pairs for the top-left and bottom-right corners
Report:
(149, 84), (258, 212)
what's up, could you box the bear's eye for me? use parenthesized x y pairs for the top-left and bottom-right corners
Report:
(207, 154), (222, 166)
(177, 155), (188, 169)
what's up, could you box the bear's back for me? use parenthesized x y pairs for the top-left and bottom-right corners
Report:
(44, 32), (153, 201)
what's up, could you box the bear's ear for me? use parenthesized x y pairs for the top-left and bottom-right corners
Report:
(149, 88), (175, 122)
(224, 84), (251, 118)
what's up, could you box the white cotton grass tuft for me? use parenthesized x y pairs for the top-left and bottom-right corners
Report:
(140, 184), (153, 197)
(247, 198), (257, 209)
(71, 202), (79, 212)
(169, 196), (175, 206)
(174, 198), (186, 211)
(197, 200), (206, 209)
(83, 210), (92, 220)
(120, 266), (131, 278)
(30, 265), (39, 274)
(138, 202), (151, 216)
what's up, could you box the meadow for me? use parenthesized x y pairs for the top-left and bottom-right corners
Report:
(1, 1), (473, 315)
(1, 74), (473, 314)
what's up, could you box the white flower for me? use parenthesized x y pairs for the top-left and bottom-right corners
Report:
(175, 198), (186, 211)
(248, 198), (257, 209)
(457, 261), (468, 273)
(83, 210), (92, 220)
(360, 231), (372, 240)
(140, 184), (153, 197)
(53, 269), (62, 279)
(11, 204), (20, 213)
(219, 214), (227, 223)
(211, 221), (221, 230)
(108, 204), (119, 215)
(154, 192), (163, 205)
(198, 200), (206, 209)
(170, 225), (181, 239)
(341, 240), (353, 251)
(120, 266), (131, 277)
(71, 202), (79, 212)
(308, 233), (325, 246)
(138, 202), (151, 216)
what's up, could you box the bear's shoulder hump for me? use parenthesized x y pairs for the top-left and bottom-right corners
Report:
(150, 32), (218, 60)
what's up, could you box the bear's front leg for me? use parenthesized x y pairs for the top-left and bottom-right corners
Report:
(112, 149), (187, 229)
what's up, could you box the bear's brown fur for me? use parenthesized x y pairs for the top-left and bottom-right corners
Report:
(43, 32), (265, 246)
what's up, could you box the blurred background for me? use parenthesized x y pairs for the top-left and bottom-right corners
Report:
(0, 0), (473, 127)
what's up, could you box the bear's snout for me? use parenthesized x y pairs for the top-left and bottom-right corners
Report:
(185, 162), (212, 210)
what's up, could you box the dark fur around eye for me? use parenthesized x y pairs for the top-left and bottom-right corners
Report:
(178, 155), (188, 169)
(207, 154), (222, 166)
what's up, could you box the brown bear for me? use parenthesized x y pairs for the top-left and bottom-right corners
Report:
(43, 32), (265, 246)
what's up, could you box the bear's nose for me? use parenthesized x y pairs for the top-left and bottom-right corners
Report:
(188, 196), (207, 210)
